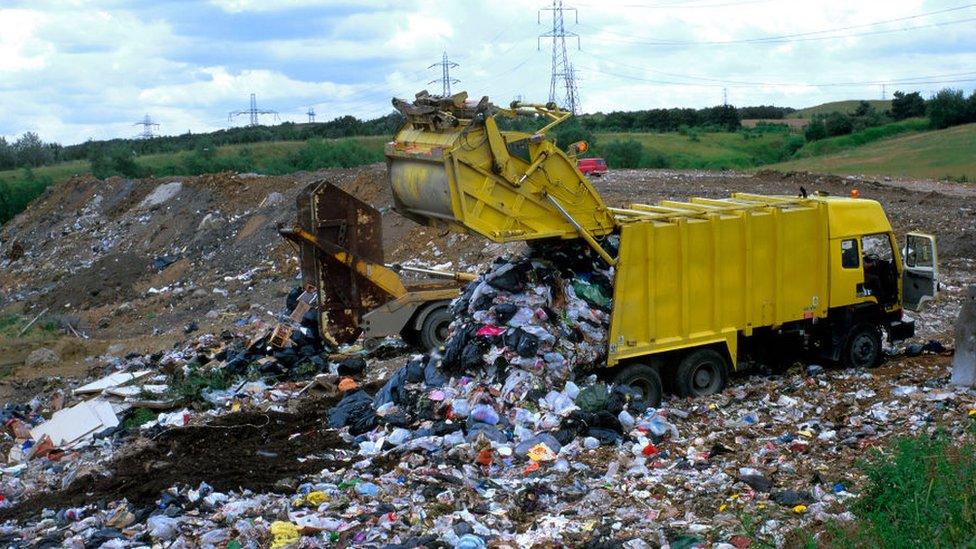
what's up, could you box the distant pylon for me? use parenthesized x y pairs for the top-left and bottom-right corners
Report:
(133, 114), (160, 139)
(723, 87), (728, 106)
(539, 0), (580, 114)
(881, 84), (887, 100)
(428, 51), (460, 96)
(228, 93), (280, 127)
(306, 106), (316, 123)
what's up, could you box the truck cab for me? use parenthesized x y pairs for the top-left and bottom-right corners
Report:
(821, 197), (938, 368)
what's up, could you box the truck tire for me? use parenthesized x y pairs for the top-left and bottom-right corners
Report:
(841, 324), (882, 369)
(419, 307), (452, 353)
(613, 363), (663, 408)
(675, 348), (728, 398)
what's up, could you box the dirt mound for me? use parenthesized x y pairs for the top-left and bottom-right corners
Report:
(0, 165), (490, 351)
(0, 405), (348, 522)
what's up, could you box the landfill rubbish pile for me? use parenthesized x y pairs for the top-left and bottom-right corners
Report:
(0, 167), (974, 546)
(1, 233), (972, 547)
(329, 238), (647, 449)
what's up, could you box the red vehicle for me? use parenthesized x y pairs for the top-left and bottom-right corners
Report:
(577, 157), (608, 176)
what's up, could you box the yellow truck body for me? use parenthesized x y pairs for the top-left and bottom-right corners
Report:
(385, 92), (938, 399)
(608, 194), (896, 368)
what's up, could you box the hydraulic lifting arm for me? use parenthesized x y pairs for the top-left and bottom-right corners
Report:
(386, 91), (618, 263)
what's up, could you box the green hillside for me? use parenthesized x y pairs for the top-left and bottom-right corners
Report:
(794, 100), (891, 118)
(770, 123), (976, 181)
(597, 130), (793, 170)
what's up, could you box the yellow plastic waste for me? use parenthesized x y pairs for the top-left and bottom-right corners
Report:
(527, 443), (557, 462)
(792, 504), (808, 514)
(292, 490), (328, 508)
(270, 521), (300, 549)
(306, 491), (328, 506)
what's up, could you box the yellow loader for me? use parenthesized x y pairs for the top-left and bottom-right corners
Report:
(278, 181), (475, 352)
(383, 91), (939, 403)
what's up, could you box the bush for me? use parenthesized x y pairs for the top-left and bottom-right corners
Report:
(601, 139), (645, 168)
(286, 139), (384, 172)
(0, 168), (53, 224)
(794, 118), (928, 158)
(778, 135), (806, 160)
(90, 147), (149, 179)
(928, 88), (974, 129)
(824, 112), (854, 137)
(890, 91), (926, 120)
(804, 119), (827, 141)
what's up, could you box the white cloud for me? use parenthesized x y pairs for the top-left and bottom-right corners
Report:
(208, 0), (385, 13)
(0, 9), (51, 72)
(1, 0), (974, 143)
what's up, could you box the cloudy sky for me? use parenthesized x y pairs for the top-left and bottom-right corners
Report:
(2, 0), (974, 144)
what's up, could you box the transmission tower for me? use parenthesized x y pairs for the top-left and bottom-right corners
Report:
(228, 93), (280, 126)
(881, 84), (887, 100)
(539, 0), (580, 114)
(723, 87), (729, 106)
(428, 51), (460, 96)
(306, 106), (316, 123)
(133, 114), (160, 139)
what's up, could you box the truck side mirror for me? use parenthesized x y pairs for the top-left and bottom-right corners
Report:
(902, 232), (939, 311)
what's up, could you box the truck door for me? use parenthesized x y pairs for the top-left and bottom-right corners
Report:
(903, 232), (939, 310)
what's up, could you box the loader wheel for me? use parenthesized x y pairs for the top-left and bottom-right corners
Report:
(675, 348), (728, 398)
(419, 307), (452, 353)
(841, 324), (882, 369)
(613, 363), (663, 408)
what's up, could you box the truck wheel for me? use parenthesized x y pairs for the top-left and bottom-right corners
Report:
(675, 348), (728, 398)
(613, 363), (663, 408)
(419, 307), (452, 353)
(841, 324), (882, 369)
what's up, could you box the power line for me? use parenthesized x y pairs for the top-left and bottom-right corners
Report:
(582, 52), (976, 87)
(576, 64), (976, 89)
(575, 0), (775, 9)
(582, 3), (976, 46)
(228, 93), (280, 127)
(133, 114), (160, 139)
(428, 51), (460, 96)
(539, 0), (581, 113)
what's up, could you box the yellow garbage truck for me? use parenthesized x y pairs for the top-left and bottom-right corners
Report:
(385, 91), (939, 402)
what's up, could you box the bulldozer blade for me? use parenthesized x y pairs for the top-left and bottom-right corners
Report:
(290, 181), (392, 345)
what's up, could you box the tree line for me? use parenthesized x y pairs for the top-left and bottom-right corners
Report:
(0, 113), (402, 171)
(804, 89), (976, 141)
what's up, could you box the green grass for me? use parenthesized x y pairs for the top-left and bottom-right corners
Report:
(0, 160), (87, 187)
(811, 427), (976, 548)
(794, 100), (891, 118)
(596, 130), (794, 169)
(771, 123), (976, 181)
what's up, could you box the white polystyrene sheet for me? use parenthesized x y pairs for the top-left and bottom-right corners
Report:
(73, 370), (151, 395)
(30, 399), (119, 447)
